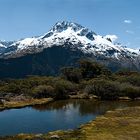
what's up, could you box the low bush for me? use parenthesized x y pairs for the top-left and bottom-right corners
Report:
(61, 67), (82, 83)
(84, 79), (122, 100)
(54, 79), (77, 99)
(121, 85), (140, 99)
(0, 60), (139, 101)
(32, 85), (55, 98)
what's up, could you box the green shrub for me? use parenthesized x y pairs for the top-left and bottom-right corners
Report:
(116, 69), (138, 76)
(122, 85), (140, 99)
(79, 59), (111, 79)
(84, 85), (95, 95)
(54, 79), (77, 99)
(126, 75), (140, 86)
(115, 73), (140, 87)
(0, 83), (22, 95)
(61, 67), (82, 83)
(32, 85), (55, 98)
(85, 80), (121, 100)
(0, 59), (140, 101)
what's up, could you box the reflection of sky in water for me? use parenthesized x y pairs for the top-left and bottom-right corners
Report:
(0, 100), (139, 136)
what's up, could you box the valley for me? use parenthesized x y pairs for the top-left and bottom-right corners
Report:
(0, 0), (140, 139)
(0, 60), (140, 139)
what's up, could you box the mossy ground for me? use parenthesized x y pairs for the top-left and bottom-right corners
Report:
(1, 106), (140, 140)
(0, 98), (53, 110)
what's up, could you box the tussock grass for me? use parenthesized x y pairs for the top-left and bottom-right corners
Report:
(0, 98), (53, 110)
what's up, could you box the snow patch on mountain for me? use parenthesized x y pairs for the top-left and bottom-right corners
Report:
(0, 21), (140, 60)
(12, 38), (40, 50)
(0, 43), (4, 48)
(0, 42), (6, 48)
(104, 35), (118, 43)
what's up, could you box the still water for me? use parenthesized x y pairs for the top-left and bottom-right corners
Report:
(0, 99), (139, 136)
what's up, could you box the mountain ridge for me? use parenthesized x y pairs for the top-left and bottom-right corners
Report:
(0, 21), (140, 78)
(0, 21), (139, 59)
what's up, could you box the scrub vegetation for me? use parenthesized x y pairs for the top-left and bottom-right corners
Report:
(0, 59), (140, 110)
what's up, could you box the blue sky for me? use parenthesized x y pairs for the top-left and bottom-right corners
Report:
(0, 0), (140, 48)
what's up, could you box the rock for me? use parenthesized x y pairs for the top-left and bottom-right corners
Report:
(11, 94), (27, 101)
(0, 99), (5, 105)
(90, 95), (99, 99)
(135, 97), (140, 100)
(50, 134), (60, 139)
(119, 97), (131, 100)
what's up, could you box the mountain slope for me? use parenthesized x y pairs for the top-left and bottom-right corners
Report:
(0, 21), (140, 78)
(1, 21), (140, 59)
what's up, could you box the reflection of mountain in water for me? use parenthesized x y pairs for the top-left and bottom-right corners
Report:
(32, 99), (140, 115)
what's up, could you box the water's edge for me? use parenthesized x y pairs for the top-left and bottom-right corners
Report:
(0, 99), (139, 136)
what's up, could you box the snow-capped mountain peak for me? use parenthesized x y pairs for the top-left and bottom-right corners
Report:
(0, 41), (7, 48)
(41, 21), (96, 42)
(0, 21), (140, 60)
(52, 21), (84, 33)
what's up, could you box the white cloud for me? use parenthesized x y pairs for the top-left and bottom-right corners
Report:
(104, 35), (118, 42)
(126, 30), (134, 34)
(124, 20), (132, 24)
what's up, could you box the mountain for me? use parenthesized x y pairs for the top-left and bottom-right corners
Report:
(0, 40), (15, 55)
(0, 21), (140, 78)
(1, 21), (140, 59)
